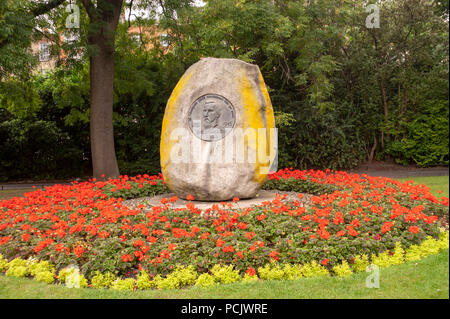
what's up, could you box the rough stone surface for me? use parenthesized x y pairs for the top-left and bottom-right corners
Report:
(160, 57), (276, 201)
(122, 190), (312, 212)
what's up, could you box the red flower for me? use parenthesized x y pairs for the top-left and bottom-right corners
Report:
(237, 222), (247, 230)
(336, 230), (346, 237)
(201, 232), (210, 240)
(223, 245), (234, 253)
(186, 194), (195, 201)
(245, 232), (255, 240)
(216, 239), (225, 247)
(381, 221), (394, 234)
(133, 239), (144, 247)
(257, 214), (266, 221)
(74, 245), (85, 258)
(409, 226), (420, 234)
(269, 250), (279, 261)
(121, 254), (132, 262)
(321, 258), (329, 266)
(246, 267), (256, 277)
(168, 243), (177, 250)
(169, 196), (178, 203)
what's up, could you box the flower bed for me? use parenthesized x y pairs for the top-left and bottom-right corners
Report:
(0, 169), (448, 290)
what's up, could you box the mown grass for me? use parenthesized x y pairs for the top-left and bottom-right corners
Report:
(0, 250), (447, 299)
(397, 176), (449, 198)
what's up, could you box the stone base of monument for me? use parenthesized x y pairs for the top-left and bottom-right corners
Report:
(122, 190), (312, 211)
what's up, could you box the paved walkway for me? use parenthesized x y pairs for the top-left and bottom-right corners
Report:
(0, 167), (448, 190)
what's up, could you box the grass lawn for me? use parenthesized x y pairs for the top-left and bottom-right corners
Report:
(0, 250), (447, 299)
(0, 175), (448, 299)
(397, 176), (449, 198)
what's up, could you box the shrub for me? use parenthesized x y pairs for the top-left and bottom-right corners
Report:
(352, 254), (369, 272)
(195, 273), (216, 288)
(29, 260), (54, 277)
(34, 270), (55, 284)
(58, 266), (88, 288)
(300, 261), (329, 278)
(155, 265), (198, 289)
(111, 278), (136, 291)
(333, 260), (353, 277)
(211, 265), (241, 284)
(91, 271), (116, 289)
(282, 264), (303, 280)
(258, 263), (285, 280)
(6, 265), (28, 278)
(0, 254), (8, 272)
(5, 258), (29, 277)
(136, 270), (153, 290)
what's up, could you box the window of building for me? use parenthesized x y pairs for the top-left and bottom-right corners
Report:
(39, 42), (50, 61)
(160, 33), (169, 47)
(130, 33), (141, 44)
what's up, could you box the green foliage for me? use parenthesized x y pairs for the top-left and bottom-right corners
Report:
(91, 271), (116, 289)
(5, 265), (29, 278)
(155, 265), (199, 289)
(282, 264), (303, 280)
(5, 258), (29, 277)
(0, 0), (448, 178)
(0, 118), (85, 181)
(57, 265), (88, 288)
(333, 260), (353, 277)
(136, 270), (153, 290)
(29, 260), (55, 277)
(34, 270), (55, 284)
(386, 100), (449, 166)
(371, 243), (405, 268)
(102, 180), (169, 200)
(211, 264), (241, 284)
(300, 261), (329, 278)
(111, 278), (136, 291)
(352, 254), (369, 272)
(0, 254), (7, 272)
(0, 0), (35, 80)
(195, 273), (216, 287)
(257, 263), (285, 280)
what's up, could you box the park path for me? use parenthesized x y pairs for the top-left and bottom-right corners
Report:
(0, 167), (448, 190)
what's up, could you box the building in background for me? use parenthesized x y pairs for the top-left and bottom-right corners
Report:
(31, 22), (170, 74)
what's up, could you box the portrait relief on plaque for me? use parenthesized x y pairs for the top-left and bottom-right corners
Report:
(188, 94), (236, 142)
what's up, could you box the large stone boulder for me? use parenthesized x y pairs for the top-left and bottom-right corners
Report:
(160, 57), (277, 201)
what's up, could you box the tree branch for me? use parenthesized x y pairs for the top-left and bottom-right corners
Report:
(31, 0), (66, 17)
(80, 0), (96, 19)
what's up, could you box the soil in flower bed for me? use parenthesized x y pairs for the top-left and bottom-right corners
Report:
(121, 190), (314, 212)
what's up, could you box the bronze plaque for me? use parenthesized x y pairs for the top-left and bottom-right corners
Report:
(188, 94), (236, 141)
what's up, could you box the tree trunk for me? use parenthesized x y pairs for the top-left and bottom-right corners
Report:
(90, 50), (119, 179)
(83, 0), (123, 179)
(368, 134), (377, 163)
(380, 79), (389, 150)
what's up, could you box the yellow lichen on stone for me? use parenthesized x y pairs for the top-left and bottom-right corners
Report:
(259, 70), (276, 173)
(160, 70), (193, 188)
(239, 68), (275, 184)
